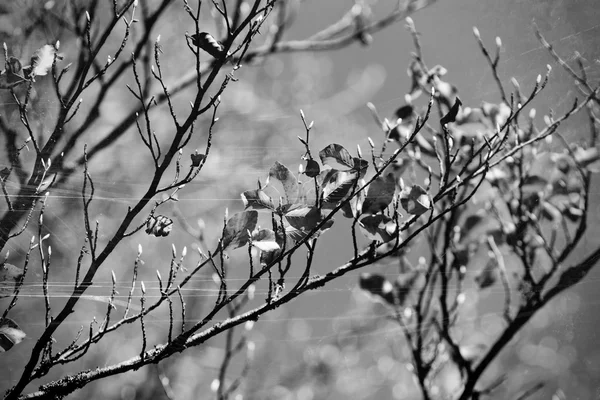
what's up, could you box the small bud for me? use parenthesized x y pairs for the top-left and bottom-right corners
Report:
(547, 64), (552, 74)
(367, 137), (375, 148)
(156, 270), (162, 281)
(245, 320), (255, 331)
(298, 163), (304, 174)
(172, 243), (176, 258)
(308, 120), (314, 130)
(357, 144), (363, 158)
(495, 36), (502, 48)
(85, 11), (90, 21)
(473, 26), (481, 39)
(457, 293), (466, 304)
(511, 77), (520, 89)
(247, 341), (256, 359)
(48, 246), (52, 256)
(536, 74), (542, 84)
(210, 379), (220, 392)
(55, 40), (60, 50)
(111, 270), (117, 284)
(182, 246), (187, 257)
(248, 284), (255, 300)
(529, 108), (536, 119)
(140, 281), (146, 294)
(156, 34), (161, 43)
(212, 273), (221, 284)
(138, 244), (143, 255)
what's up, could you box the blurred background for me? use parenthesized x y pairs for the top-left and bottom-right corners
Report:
(1, 0), (600, 399)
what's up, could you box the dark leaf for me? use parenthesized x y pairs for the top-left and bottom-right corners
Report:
(459, 212), (503, 245)
(189, 32), (225, 58)
(221, 211), (258, 250)
(268, 161), (299, 205)
(0, 318), (26, 352)
(241, 189), (275, 211)
(319, 144), (354, 170)
(359, 273), (395, 304)
(190, 152), (205, 167)
(341, 179), (366, 218)
(353, 157), (369, 173)
(521, 175), (549, 195)
(395, 270), (422, 306)
(395, 104), (414, 120)
(284, 205), (321, 231)
(440, 97), (462, 125)
(305, 159), (321, 177)
(0, 167), (10, 181)
(359, 214), (398, 243)
(0, 263), (24, 298)
(475, 257), (498, 289)
(400, 185), (431, 216)
(362, 173), (396, 214)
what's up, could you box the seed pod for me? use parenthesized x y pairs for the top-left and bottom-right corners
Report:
(145, 215), (174, 237)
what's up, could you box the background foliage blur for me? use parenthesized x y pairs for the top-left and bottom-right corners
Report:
(1, 0), (600, 399)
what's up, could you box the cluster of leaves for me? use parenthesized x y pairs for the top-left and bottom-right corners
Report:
(343, 22), (600, 400)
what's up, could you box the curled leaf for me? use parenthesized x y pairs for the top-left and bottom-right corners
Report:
(190, 152), (205, 167)
(251, 229), (280, 252)
(0, 318), (26, 352)
(440, 97), (462, 125)
(359, 214), (398, 243)
(319, 144), (354, 170)
(241, 189), (275, 211)
(189, 32), (225, 58)
(221, 211), (258, 250)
